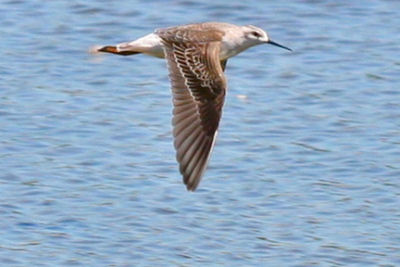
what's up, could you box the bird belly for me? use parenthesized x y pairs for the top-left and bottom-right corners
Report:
(120, 33), (165, 58)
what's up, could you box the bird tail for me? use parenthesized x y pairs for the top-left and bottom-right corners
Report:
(95, 45), (140, 56)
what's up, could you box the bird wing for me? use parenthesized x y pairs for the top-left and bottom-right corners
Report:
(158, 30), (227, 191)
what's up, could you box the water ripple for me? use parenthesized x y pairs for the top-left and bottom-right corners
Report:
(0, 0), (399, 266)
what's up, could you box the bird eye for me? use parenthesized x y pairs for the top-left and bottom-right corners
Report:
(251, 31), (262, 38)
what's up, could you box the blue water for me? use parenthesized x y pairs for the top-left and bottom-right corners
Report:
(1, 1), (399, 266)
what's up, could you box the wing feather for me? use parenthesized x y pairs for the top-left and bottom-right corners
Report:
(159, 28), (227, 191)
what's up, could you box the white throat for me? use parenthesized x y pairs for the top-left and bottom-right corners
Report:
(219, 29), (262, 60)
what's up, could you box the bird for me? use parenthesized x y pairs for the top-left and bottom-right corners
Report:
(93, 22), (291, 191)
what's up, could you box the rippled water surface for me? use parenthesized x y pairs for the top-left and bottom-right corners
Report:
(1, 1), (400, 266)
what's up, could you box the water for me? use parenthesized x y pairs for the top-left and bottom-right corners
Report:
(1, 0), (399, 266)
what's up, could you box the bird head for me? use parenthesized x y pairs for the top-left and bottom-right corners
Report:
(243, 25), (292, 51)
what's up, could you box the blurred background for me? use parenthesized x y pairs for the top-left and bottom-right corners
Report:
(0, 0), (399, 266)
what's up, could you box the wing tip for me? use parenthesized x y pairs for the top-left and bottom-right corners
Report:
(178, 130), (219, 192)
(186, 184), (197, 192)
(184, 176), (200, 192)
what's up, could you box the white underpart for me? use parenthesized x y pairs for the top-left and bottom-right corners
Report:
(116, 33), (165, 58)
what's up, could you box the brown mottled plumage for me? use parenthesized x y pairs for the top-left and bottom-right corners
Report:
(93, 22), (291, 191)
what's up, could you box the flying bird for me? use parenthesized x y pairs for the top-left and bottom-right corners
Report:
(94, 22), (291, 191)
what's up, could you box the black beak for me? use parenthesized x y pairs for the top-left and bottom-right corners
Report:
(268, 40), (292, 51)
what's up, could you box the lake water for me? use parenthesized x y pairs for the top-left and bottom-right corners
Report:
(1, 0), (399, 266)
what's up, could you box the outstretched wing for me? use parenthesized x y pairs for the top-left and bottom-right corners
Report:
(158, 28), (227, 191)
